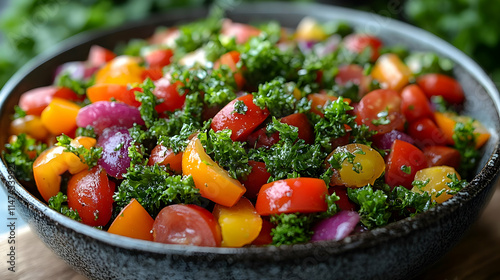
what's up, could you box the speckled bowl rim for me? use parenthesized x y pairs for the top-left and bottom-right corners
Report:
(1, 2), (500, 258)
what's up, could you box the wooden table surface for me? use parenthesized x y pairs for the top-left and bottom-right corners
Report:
(1, 182), (500, 280)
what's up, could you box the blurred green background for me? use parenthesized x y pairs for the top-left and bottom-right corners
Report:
(0, 0), (499, 89)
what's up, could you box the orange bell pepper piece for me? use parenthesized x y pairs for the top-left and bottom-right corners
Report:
(371, 53), (412, 92)
(40, 97), (81, 135)
(10, 115), (49, 141)
(182, 135), (246, 207)
(434, 112), (490, 149)
(33, 136), (96, 202)
(214, 51), (245, 89)
(108, 199), (154, 241)
(213, 197), (262, 247)
(95, 56), (145, 85)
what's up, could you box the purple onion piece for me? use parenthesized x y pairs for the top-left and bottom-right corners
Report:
(76, 101), (144, 135)
(97, 127), (133, 179)
(314, 34), (341, 57)
(311, 210), (360, 242)
(297, 40), (318, 54)
(372, 130), (415, 151)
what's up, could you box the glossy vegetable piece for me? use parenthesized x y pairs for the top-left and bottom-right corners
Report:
(19, 86), (80, 116)
(87, 84), (141, 107)
(422, 145), (461, 169)
(411, 166), (461, 203)
(211, 94), (270, 142)
(152, 204), (222, 247)
(356, 89), (405, 134)
(343, 34), (383, 62)
(10, 115), (49, 141)
(400, 84), (434, 122)
(97, 127), (133, 179)
(251, 219), (274, 246)
(335, 64), (372, 95)
(153, 78), (186, 113)
(40, 98), (81, 135)
(95, 56), (145, 85)
(221, 20), (261, 44)
(147, 144), (183, 175)
(295, 17), (328, 41)
(308, 92), (351, 117)
(144, 48), (173, 68)
(329, 143), (385, 188)
(33, 136), (96, 202)
(407, 117), (449, 147)
(417, 73), (464, 104)
(372, 130), (415, 151)
(434, 112), (490, 149)
(371, 53), (412, 91)
(385, 140), (427, 190)
(213, 197), (262, 247)
(255, 178), (328, 215)
(239, 160), (271, 199)
(182, 136), (246, 207)
(214, 50), (245, 89)
(76, 101), (144, 134)
(88, 45), (116, 67)
(329, 186), (357, 211)
(67, 167), (114, 227)
(311, 210), (360, 242)
(108, 199), (154, 241)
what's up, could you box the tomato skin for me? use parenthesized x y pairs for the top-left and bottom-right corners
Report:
(214, 51), (245, 89)
(144, 48), (173, 68)
(251, 219), (274, 246)
(343, 34), (383, 62)
(335, 64), (372, 95)
(107, 198), (154, 241)
(385, 140), (427, 190)
(67, 167), (115, 227)
(19, 86), (80, 116)
(255, 178), (328, 216)
(142, 67), (164, 81)
(407, 118), (448, 147)
(153, 78), (186, 113)
(239, 160), (271, 199)
(356, 89), (405, 134)
(147, 144), (183, 175)
(329, 186), (357, 211)
(87, 84), (141, 107)
(422, 145), (461, 169)
(400, 84), (434, 123)
(221, 20), (261, 44)
(88, 45), (116, 67)
(417, 73), (464, 104)
(152, 204), (222, 247)
(211, 94), (270, 142)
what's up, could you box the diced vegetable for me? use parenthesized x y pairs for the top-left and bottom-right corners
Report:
(311, 210), (360, 241)
(108, 199), (154, 241)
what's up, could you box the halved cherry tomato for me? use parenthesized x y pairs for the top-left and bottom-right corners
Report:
(144, 48), (173, 68)
(153, 78), (186, 113)
(400, 84), (434, 123)
(385, 140), (427, 190)
(308, 92), (350, 117)
(214, 50), (245, 89)
(422, 145), (461, 169)
(371, 53), (412, 91)
(67, 167), (114, 227)
(213, 197), (262, 247)
(141, 67), (164, 81)
(295, 17), (328, 41)
(434, 112), (490, 149)
(40, 98), (81, 135)
(407, 117), (449, 147)
(329, 186), (357, 211)
(343, 34), (383, 62)
(152, 204), (222, 247)
(19, 86), (80, 116)
(148, 144), (183, 175)
(108, 198), (154, 241)
(251, 219), (274, 246)
(221, 20), (261, 44)
(411, 166), (461, 203)
(356, 89), (405, 134)
(417, 73), (464, 104)
(335, 64), (372, 96)
(182, 135), (246, 207)
(211, 94), (269, 142)
(88, 45), (116, 67)
(239, 160), (271, 199)
(87, 84), (141, 107)
(255, 178), (328, 216)
(95, 56), (145, 85)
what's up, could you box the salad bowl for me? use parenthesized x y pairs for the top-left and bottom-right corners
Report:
(1, 2), (499, 280)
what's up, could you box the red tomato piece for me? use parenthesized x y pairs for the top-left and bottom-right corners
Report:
(153, 78), (186, 113)
(343, 34), (383, 61)
(308, 92), (351, 117)
(255, 178), (328, 215)
(88, 45), (116, 67)
(221, 20), (261, 44)
(152, 204), (222, 247)
(335, 64), (371, 95)
(385, 140), (427, 190)
(400, 84), (434, 123)
(144, 48), (173, 68)
(407, 118), (448, 148)
(211, 94), (270, 142)
(356, 89), (405, 134)
(251, 219), (274, 246)
(239, 160), (271, 199)
(147, 144), (183, 175)
(214, 50), (245, 89)
(67, 167), (115, 227)
(19, 86), (80, 116)
(329, 186), (357, 211)
(142, 67), (164, 81)
(422, 145), (461, 169)
(417, 73), (465, 104)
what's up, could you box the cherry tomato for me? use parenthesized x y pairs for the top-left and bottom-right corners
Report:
(142, 67), (164, 81)
(255, 178), (328, 216)
(411, 166), (460, 204)
(67, 167), (115, 227)
(295, 17), (328, 41)
(356, 89), (405, 134)
(417, 73), (464, 104)
(400, 84), (434, 123)
(153, 78), (186, 113)
(335, 64), (372, 95)
(214, 51), (245, 89)
(343, 34), (383, 62)
(211, 94), (270, 142)
(422, 145), (461, 170)
(371, 53), (412, 91)
(221, 20), (261, 44)
(88, 45), (116, 67)
(385, 140), (427, 190)
(152, 204), (222, 247)
(147, 144), (183, 175)
(307, 92), (350, 117)
(19, 86), (80, 116)
(239, 160), (271, 199)
(407, 118), (448, 147)
(329, 186), (357, 211)
(144, 48), (173, 68)
(251, 219), (274, 246)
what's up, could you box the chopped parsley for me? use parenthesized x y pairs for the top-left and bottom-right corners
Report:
(3, 133), (46, 182)
(56, 134), (102, 168)
(232, 100), (248, 115)
(270, 213), (315, 245)
(452, 119), (480, 177)
(48, 192), (81, 221)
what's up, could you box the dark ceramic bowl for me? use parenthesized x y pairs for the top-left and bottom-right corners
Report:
(1, 2), (500, 280)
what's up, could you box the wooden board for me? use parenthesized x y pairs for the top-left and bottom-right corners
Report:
(2, 182), (500, 280)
